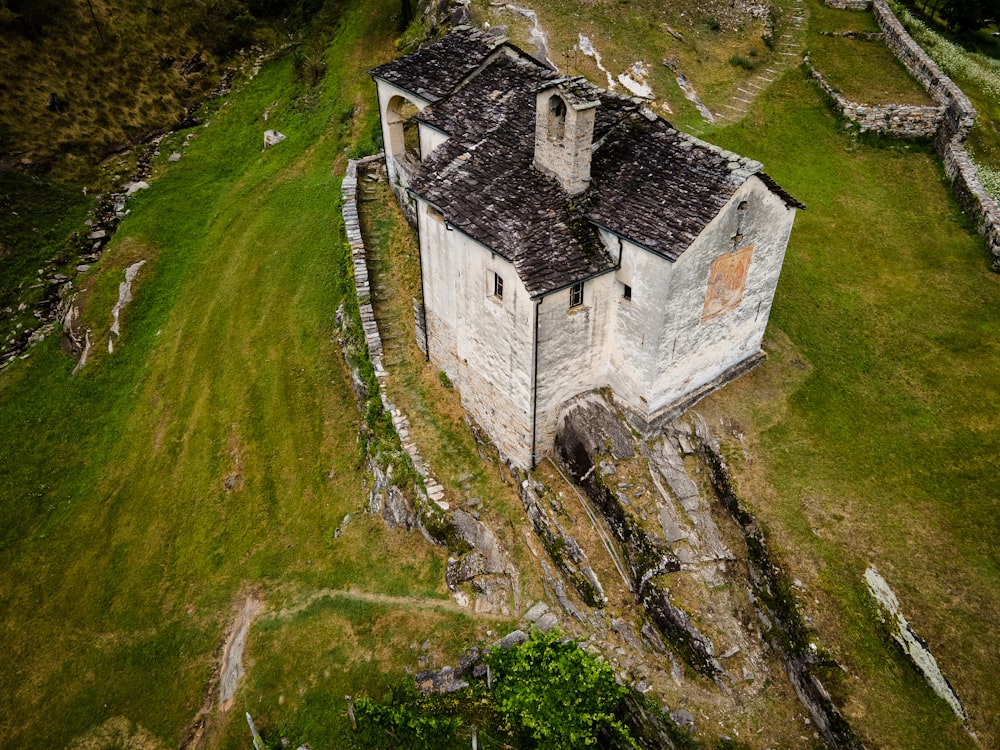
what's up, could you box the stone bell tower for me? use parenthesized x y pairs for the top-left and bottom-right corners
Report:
(533, 82), (599, 195)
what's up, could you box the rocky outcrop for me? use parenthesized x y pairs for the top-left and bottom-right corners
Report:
(517, 477), (607, 607)
(699, 436), (863, 750)
(864, 566), (969, 728)
(555, 394), (724, 679)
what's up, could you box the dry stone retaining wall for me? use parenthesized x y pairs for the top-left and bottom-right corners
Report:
(341, 154), (449, 508)
(819, 0), (1000, 266)
(823, 0), (871, 9)
(805, 54), (944, 138)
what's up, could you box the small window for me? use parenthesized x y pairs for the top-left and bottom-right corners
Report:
(494, 272), (504, 299)
(623, 284), (632, 301)
(548, 95), (566, 143)
(569, 282), (584, 308)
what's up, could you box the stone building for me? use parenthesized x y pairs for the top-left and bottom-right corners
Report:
(370, 29), (802, 469)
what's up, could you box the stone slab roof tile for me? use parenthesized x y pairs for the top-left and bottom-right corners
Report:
(369, 27), (504, 103)
(395, 31), (798, 294)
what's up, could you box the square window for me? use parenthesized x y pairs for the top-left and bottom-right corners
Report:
(623, 284), (632, 300)
(494, 272), (504, 299)
(570, 282), (584, 308)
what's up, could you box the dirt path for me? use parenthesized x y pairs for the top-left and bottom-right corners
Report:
(261, 587), (510, 622)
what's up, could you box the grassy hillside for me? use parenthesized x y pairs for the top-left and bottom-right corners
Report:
(0, 0), (331, 179)
(0, 2), (487, 747)
(700, 21), (1000, 749)
(0, 0), (998, 747)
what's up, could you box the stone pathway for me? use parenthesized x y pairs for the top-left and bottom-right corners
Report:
(713, 0), (808, 126)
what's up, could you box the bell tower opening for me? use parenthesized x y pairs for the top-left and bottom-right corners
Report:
(533, 83), (599, 195)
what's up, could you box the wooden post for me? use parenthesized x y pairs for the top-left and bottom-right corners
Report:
(245, 712), (266, 750)
(345, 695), (357, 730)
(471, 724), (478, 750)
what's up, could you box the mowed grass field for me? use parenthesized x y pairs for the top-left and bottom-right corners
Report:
(0, 2), (492, 748)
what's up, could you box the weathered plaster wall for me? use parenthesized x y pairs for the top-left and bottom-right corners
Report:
(418, 199), (536, 465)
(642, 177), (794, 424)
(374, 78), (431, 214)
(532, 271), (616, 461)
(419, 123), (449, 158)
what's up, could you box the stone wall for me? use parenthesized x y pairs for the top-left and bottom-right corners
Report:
(871, 0), (999, 267)
(341, 154), (450, 510)
(805, 54), (944, 138)
(824, 0), (871, 9)
(817, 0), (1000, 266)
(870, 0), (974, 140)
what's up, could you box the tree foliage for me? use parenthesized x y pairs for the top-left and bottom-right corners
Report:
(353, 686), (463, 749)
(486, 630), (639, 749)
(915, 0), (1000, 31)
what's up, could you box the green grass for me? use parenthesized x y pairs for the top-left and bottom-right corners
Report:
(701, 63), (1000, 749)
(805, 0), (935, 105)
(468, 0), (799, 131)
(0, 1), (487, 747)
(3, 0), (1000, 748)
(0, 172), (93, 346)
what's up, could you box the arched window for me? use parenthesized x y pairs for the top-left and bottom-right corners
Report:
(548, 95), (566, 143)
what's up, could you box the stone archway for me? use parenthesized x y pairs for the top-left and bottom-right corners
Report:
(386, 94), (421, 167)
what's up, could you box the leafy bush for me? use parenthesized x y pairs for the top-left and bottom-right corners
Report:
(354, 686), (463, 749)
(486, 630), (639, 749)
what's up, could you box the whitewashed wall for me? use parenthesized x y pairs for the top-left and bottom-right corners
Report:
(417, 199), (537, 466)
(642, 177), (794, 420)
(374, 79), (431, 189)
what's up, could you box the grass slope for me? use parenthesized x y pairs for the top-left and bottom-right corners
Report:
(0, 2), (488, 748)
(701, 64), (1000, 748)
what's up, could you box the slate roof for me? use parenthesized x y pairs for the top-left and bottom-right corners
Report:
(380, 33), (801, 297)
(369, 27), (506, 103)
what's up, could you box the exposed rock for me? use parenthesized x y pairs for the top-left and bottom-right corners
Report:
(523, 601), (549, 622)
(108, 260), (146, 352)
(535, 612), (559, 632)
(669, 708), (695, 729)
(168, 152), (182, 162)
(367, 460), (419, 531)
(495, 629), (529, 649)
(414, 666), (468, 695)
(263, 129), (286, 148)
(220, 596), (262, 712)
(455, 647), (482, 676)
(864, 566), (968, 726)
(125, 180), (150, 196)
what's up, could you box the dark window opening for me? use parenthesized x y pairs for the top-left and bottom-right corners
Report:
(548, 95), (566, 143)
(570, 282), (584, 308)
(494, 272), (504, 299)
(623, 284), (632, 300)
